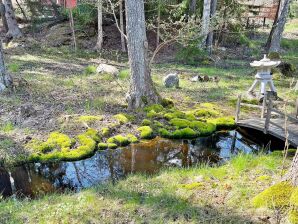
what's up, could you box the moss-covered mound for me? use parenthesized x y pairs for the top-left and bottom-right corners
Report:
(28, 129), (99, 162)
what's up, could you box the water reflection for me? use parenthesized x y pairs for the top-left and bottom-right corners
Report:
(0, 129), (280, 198)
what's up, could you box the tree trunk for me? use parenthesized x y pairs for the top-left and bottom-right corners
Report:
(0, 1), (8, 32)
(284, 148), (298, 186)
(156, 0), (161, 47)
(3, 0), (22, 39)
(119, 0), (126, 52)
(94, 0), (103, 51)
(0, 41), (12, 92)
(266, 0), (282, 50)
(268, 0), (292, 52)
(189, 0), (196, 16)
(15, 0), (28, 22)
(125, 0), (160, 109)
(206, 0), (217, 55)
(201, 0), (211, 46)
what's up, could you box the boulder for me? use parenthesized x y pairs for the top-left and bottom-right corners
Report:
(96, 64), (119, 76)
(163, 73), (179, 88)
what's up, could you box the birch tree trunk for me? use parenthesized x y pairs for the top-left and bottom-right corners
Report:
(206, 0), (217, 55)
(0, 41), (12, 92)
(189, 0), (196, 16)
(119, 0), (126, 52)
(284, 148), (298, 186)
(201, 0), (211, 46)
(94, 0), (103, 51)
(3, 0), (22, 39)
(268, 0), (292, 52)
(125, 0), (160, 109)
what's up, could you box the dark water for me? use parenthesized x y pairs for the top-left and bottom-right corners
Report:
(0, 128), (285, 198)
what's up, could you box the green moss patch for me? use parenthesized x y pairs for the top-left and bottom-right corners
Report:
(208, 117), (235, 129)
(113, 114), (130, 124)
(107, 135), (130, 147)
(137, 126), (154, 139)
(78, 115), (103, 124)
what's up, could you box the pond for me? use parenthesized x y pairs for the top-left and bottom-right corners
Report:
(0, 128), (285, 198)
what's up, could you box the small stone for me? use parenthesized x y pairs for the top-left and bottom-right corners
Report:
(203, 75), (210, 82)
(163, 73), (179, 88)
(96, 64), (119, 76)
(190, 75), (198, 82)
(19, 104), (36, 119)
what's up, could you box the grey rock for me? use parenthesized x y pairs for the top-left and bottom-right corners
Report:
(96, 64), (119, 76)
(190, 75), (199, 82)
(163, 73), (179, 88)
(0, 83), (5, 92)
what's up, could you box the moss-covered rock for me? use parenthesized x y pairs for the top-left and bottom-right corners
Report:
(144, 104), (164, 113)
(161, 98), (174, 108)
(190, 121), (216, 136)
(158, 128), (173, 138)
(101, 127), (110, 137)
(78, 115), (103, 124)
(170, 118), (191, 129)
(141, 119), (152, 126)
(137, 126), (154, 139)
(113, 114), (130, 124)
(252, 182), (294, 209)
(127, 134), (138, 143)
(107, 135), (130, 146)
(208, 117), (235, 130)
(84, 128), (101, 142)
(107, 143), (118, 149)
(98, 142), (108, 150)
(172, 127), (198, 139)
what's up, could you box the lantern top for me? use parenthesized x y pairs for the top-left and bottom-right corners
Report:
(250, 54), (281, 68)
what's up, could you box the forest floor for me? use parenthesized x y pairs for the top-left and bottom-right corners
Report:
(0, 18), (297, 223)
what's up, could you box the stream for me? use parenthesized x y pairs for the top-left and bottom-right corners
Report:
(0, 128), (285, 198)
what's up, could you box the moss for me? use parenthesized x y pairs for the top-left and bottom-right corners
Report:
(144, 104), (164, 113)
(84, 129), (101, 142)
(158, 128), (173, 138)
(288, 210), (298, 224)
(28, 133), (96, 162)
(164, 111), (186, 120)
(119, 69), (130, 80)
(101, 127), (110, 137)
(161, 98), (174, 108)
(256, 175), (271, 182)
(190, 121), (216, 136)
(172, 127), (198, 139)
(137, 126), (154, 139)
(252, 182), (294, 209)
(141, 119), (152, 126)
(268, 52), (281, 60)
(153, 121), (163, 128)
(169, 118), (191, 129)
(78, 115), (103, 123)
(146, 110), (163, 118)
(208, 117), (235, 129)
(107, 143), (118, 149)
(107, 135), (130, 147)
(290, 188), (298, 207)
(127, 134), (138, 143)
(98, 142), (108, 150)
(113, 114), (129, 124)
(84, 65), (97, 75)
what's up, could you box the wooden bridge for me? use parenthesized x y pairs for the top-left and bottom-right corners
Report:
(235, 95), (298, 148)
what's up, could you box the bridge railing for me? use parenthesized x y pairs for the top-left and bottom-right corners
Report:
(235, 94), (298, 134)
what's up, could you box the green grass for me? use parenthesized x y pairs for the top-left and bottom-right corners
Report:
(0, 153), (291, 223)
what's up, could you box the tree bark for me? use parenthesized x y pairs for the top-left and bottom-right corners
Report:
(201, 0), (211, 46)
(0, 41), (12, 92)
(119, 0), (126, 52)
(206, 0), (217, 55)
(189, 0), (196, 16)
(3, 0), (22, 39)
(0, 1), (8, 33)
(268, 0), (292, 52)
(156, 0), (161, 47)
(125, 0), (160, 109)
(94, 0), (103, 51)
(284, 148), (298, 186)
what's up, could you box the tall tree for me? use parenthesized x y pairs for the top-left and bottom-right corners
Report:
(189, 0), (197, 16)
(0, 1), (8, 33)
(206, 0), (217, 55)
(268, 0), (292, 52)
(94, 0), (103, 51)
(125, 0), (160, 109)
(201, 0), (211, 46)
(119, 0), (126, 52)
(3, 0), (22, 39)
(0, 41), (12, 92)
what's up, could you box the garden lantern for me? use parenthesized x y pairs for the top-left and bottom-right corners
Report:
(248, 55), (280, 97)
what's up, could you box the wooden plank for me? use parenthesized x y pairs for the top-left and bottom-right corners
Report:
(271, 108), (298, 123)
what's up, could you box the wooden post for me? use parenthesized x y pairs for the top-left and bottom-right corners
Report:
(69, 9), (77, 52)
(264, 98), (272, 134)
(295, 98), (298, 119)
(235, 94), (241, 123)
(261, 93), (267, 119)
